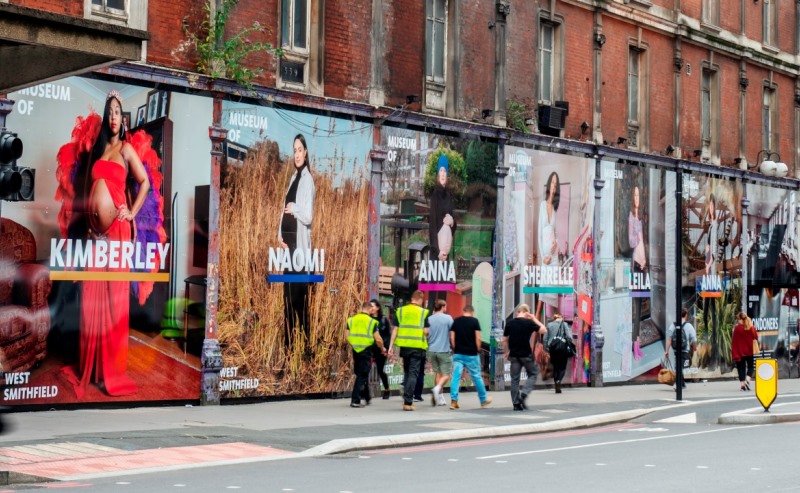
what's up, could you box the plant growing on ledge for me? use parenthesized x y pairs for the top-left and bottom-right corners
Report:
(506, 99), (532, 134)
(184, 0), (282, 88)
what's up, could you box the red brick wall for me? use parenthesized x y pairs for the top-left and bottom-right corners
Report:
(504, 1), (535, 110)
(776, 1), (798, 54)
(718, 0), (741, 34)
(598, 16), (637, 145)
(717, 56), (741, 164)
(455, 0), (495, 120)
(228, 0), (279, 88)
(560, 2), (594, 140)
(644, 32), (674, 154)
(9, 0), (82, 16)
(323, 0), (372, 102)
(148, 0), (206, 73)
(383, 0), (425, 108)
(678, 43), (705, 156)
(743, 65), (769, 162)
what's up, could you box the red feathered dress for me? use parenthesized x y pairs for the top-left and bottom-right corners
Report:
(62, 159), (138, 398)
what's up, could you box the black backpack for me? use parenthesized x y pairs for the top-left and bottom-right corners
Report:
(671, 322), (690, 355)
(548, 321), (576, 357)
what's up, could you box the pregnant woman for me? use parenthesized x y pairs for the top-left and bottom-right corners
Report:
(61, 90), (151, 398)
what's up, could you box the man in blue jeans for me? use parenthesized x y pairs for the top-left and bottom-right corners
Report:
(448, 305), (492, 409)
(502, 303), (547, 410)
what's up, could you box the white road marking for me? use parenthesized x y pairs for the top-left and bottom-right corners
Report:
(116, 482), (131, 485)
(656, 413), (697, 424)
(358, 455), (370, 459)
(645, 465), (656, 468)
(596, 463), (606, 466)
(402, 457), (412, 460)
(448, 459), (458, 462)
(751, 468), (761, 471)
(697, 466), (709, 469)
(476, 425), (763, 460)
(173, 485), (186, 487)
(545, 462), (556, 465)
(496, 460), (508, 463)
(226, 487), (242, 490)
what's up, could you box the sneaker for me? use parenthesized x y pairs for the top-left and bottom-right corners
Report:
(480, 396), (493, 408)
(513, 403), (524, 411)
(431, 386), (440, 407)
(402, 404), (416, 411)
(555, 382), (562, 394)
(438, 394), (447, 406)
(382, 390), (391, 400)
(413, 397), (424, 403)
(519, 393), (529, 410)
(450, 400), (459, 410)
(350, 402), (364, 408)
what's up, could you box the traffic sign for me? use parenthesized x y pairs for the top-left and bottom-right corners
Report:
(755, 358), (777, 412)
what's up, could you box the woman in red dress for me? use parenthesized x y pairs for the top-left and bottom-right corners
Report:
(63, 90), (150, 398)
(731, 312), (757, 391)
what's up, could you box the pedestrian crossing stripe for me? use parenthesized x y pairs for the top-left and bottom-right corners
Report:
(655, 412), (697, 424)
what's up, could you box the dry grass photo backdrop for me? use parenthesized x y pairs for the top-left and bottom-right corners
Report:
(218, 140), (370, 396)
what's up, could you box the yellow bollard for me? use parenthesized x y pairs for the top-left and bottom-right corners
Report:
(755, 358), (778, 412)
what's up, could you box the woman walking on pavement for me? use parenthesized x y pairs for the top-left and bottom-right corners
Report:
(732, 312), (757, 391)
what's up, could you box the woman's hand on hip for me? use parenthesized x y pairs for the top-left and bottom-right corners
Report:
(117, 205), (134, 221)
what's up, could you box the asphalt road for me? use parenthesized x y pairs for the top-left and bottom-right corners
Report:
(28, 396), (800, 492)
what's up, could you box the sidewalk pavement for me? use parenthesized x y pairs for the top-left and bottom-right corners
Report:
(1, 378), (799, 484)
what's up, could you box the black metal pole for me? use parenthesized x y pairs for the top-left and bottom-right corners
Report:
(675, 171), (683, 401)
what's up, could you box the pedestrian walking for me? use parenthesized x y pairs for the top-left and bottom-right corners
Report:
(426, 299), (454, 406)
(449, 305), (492, 409)
(732, 311), (757, 391)
(544, 312), (573, 394)
(502, 304), (547, 410)
(389, 290), (430, 411)
(368, 299), (393, 399)
(346, 301), (386, 408)
(664, 307), (697, 389)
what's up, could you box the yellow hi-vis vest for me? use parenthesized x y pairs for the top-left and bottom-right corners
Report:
(347, 313), (378, 353)
(395, 304), (429, 350)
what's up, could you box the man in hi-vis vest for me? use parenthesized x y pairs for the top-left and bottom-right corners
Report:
(389, 290), (430, 411)
(347, 301), (386, 408)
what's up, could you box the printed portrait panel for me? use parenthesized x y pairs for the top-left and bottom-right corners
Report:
(681, 173), (743, 379)
(599, 161), (671, 383)
(217, 102), (372, 397)
(377, 128), (498, 391)
(2, 77), (210, 405)
(503, 147), (593, 386)
(745, 183), (800, 375)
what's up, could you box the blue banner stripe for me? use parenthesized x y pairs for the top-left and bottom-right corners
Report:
(268, 274), (325, 283)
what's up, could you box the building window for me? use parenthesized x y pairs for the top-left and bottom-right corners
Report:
(281, 0), (308, 53)
(86, 0), (147, 30)
(627, 46), (648, 150)
(701, 67), (719, 161)
(425, 0), (447, 84)
(538, 20), (563, 105)
(763, 85), (778, 151)
(763, 0), (777, 47)
(702, 0), (719, 26)
(91, 0), (126, 17)
(539, 23), (553, 103)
